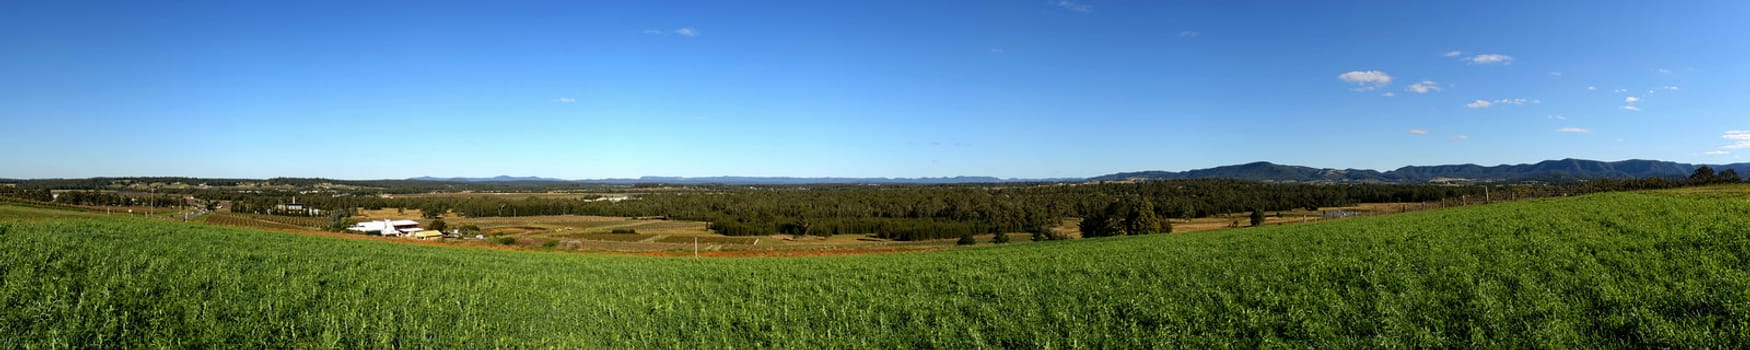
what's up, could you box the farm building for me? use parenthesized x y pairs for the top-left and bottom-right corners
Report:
(346, 219), (423, 236)
(411, 230), (444, 240)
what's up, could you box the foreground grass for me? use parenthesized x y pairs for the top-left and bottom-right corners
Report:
(3, 189), (1750, 348)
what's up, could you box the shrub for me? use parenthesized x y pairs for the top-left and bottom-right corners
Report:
(992, 232), (1010, 244)
(956, 233), (976, 245)
(496, 237), (516, 245)
(611, 228), (638, 234)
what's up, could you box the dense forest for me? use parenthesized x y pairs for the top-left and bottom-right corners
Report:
(3, 173), (1735, 241)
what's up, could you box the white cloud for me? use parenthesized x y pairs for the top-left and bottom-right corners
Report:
(1620, 96), (1643, 111)
(554, 97), (576, 103)
(1407, 80), (1441, 94)
(644, 27), (699, 37)
(1178, 31), (1200, 38)
(1548, 114), (1567, 120)
(1556, 127), (1592, 133)
(1467, 98), (1537, 109)
(1664, 86), (1680, 91)
(1381, 92), (1396, 97)
(1408, 129), (1430, 135)
(1467, 54), (1513, 64)
(1054, 0), (1092, 12)
(1614, 88), (1629, 93)
(1444, 51), (1462, 57)
(1587, 86), (1597, 91)
(1706, 150), (1731, 155)
(1725, 131), (1750, 149)
(1338, 70), (1392, 91)
(1449, 135), (1470, 141)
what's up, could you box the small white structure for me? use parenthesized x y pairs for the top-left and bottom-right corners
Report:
(347, 219), (424, 237)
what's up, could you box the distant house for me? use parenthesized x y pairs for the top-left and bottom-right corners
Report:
(411, 230), (444, 240)
(347, 219), (423, 236)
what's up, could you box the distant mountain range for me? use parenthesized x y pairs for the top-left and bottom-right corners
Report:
(1088, 159), (1750, 183)
(406, 175), (1073, 185)
(406, 159), (1750, 185)
(407, 175), (569, 182)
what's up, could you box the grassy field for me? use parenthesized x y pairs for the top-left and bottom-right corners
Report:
(3, 186), (1750, 347)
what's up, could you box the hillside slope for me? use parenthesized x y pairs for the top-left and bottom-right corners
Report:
(3, 187), (1750, 347)
(1092, 159), (1750, 183)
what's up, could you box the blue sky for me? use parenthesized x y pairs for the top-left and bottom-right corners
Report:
(2, 1), (1746, 179)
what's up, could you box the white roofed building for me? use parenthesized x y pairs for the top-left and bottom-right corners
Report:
(347, 219), (423, 236)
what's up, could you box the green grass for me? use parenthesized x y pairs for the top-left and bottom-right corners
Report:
(0, 202), (115, 221)
(4, 189), (1750, 347)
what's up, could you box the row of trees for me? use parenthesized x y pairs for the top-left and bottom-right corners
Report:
(10, 176), (1730, 241)
(1690, 166), (1745, 185)
(329, 180), (1491, 240)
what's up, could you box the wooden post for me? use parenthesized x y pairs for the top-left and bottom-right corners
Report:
(693, 236), (699, 258)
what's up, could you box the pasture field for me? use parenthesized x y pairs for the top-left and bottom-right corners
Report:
(4, 187), (1750, 347)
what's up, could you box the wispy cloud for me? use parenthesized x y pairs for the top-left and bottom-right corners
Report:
(1548, 114), (1567, 120)
(1467, 53), (1513, 64)
(1620, 105), (1642, 111)
(1706, 150), (1731, 155)
(1443, 50), (1463, 57)
(1449, 135), (1470, 141)
(1466, 98), (1538, 109)
(1657, 68), (1672, 73)
(1338, 70), (1392, 91)
(1614, 88), (1629, 93)
(644, 27), (699, 37)
(554, 97), (576, 103)
(1663, 86), (1680, 91)
(1408, 129), (1430, 135)
(1556, 127), (1592, 133)
(1624, 96), (1640, 103)
(1587, 86), (1597, 91)
(1407, 80), (1441, 94)
(1054, 0), (1092, 12)
(1724, 131), (1750, 149)
(1381, 92), (1396, 97)
(1177, 31), (1200, 38)
(1621, 96), (1643, 111)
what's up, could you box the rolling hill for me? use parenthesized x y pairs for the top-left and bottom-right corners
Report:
(4, 185), (1750, 347)
(1091, 159), (1750, 183)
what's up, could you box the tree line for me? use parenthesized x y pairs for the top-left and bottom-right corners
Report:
(4, 176), (1739, 240)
